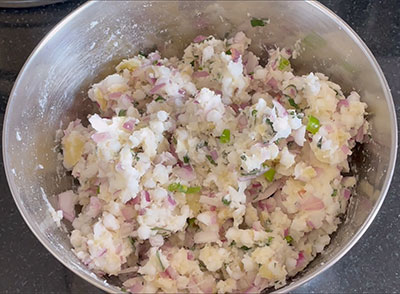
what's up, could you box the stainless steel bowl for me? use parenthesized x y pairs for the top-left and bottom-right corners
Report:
(3, 1), (397, 292)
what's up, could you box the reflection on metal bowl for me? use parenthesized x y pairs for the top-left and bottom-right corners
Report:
(2, 1), (396, 293)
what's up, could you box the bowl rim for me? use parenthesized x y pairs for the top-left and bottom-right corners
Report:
(2, 1), (397, 293)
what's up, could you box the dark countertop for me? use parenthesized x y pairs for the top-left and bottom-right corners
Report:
(0, 0), (399, 293)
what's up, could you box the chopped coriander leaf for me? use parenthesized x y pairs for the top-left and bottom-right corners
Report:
(240, 246), (251, 251)
(155, 95), (166, 102)
(225, 49), (232, 55)
(317, 137), (323, 149)
(206, 155), (217, 166)
(331, 189), (338, 197)
(265, 118), (274, 130)
(172, 137), (177, 145)
(240, 155), (247, 161)
(285, 235), (294, 245)
(266, 236), (274, 245)
(183, 155), (190, 164)
(251, 109), (258, 117)
(196, 141), (208, 150)
(288, 97), (299, 109)
(138, 51), (148, 57)
(96, 186), (100, 194)
(220, 129), (231, 144)
(190, 60), (195, 67)
(306, 115), (320, 134)
(263, 168), (276, 182)
(230, 240), (236, 246)
(151, 227), (172, 232)
(187, 217), (196, 227)
(198, 260), (207, 271)
(198, 66), (203, 70)
(156, 250), (165, 271)
(186, 186), (201, 194)
(250, 17), (269, 27)
(120, 287), (127, 292)
(278, 57), (290, 71)
(241, 169), (259, 176)
(222, 198), (231, 206)
(118, 109), (127, 116)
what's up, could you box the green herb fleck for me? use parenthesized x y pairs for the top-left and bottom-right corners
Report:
(151, 227), (172, 237)
(222, 197), (231, 206)
(286, 97), (299, 109)
(187, 217), (197, 227)
(118, 109), (127, 116)
(96, 186), (100, 195)
(120, 287), (127, 292)
(168, 183), (200, 194)
(265, 118), (275, 131)
(220, 129), (231, 144)
(240, 246), (251, 251)
(285, 235), (294, 245)
(186, 186), (201, 194)
(317, 137), (323, 149)
(266, 236), (274, 246)
(263, 168), (276, 182)
(278, 57), (290, 71)
(183, 155), (190, 164)
(168, 183), (187, 193)
(156, 250), (165, 271)
(206, 155), (217, 166)
(190, 60), (195, 67)
(128, 237), (136, 250)
(138, 51), (148, 58)
(241, 169), (260, 176)
(240, 155), (247, 161)
(155, 96), (166, 102)
(230, 240), (236, 246)
(251, 109), (258, 117)
(198, 260), (207, 271)
(250, 17), (269, 27)
(225, 49), (232, 55)
(306, 115), (320, 135)
(331, 189), (338, 197)
(196, 141), (208, 150)
(172, 137), (177, 145)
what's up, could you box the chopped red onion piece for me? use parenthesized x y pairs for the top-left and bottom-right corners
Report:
(210, 150), (218, 161)
(337, 99), (349, 108)
(341, 145), (351, 155)
(121, 207), (135, 221)
(267, 77), (279, 90)
(193, 35), (207, 43)
(149, 83), (166, 94)
(167, 194), (177, 206)
(301, 196), (325, 211)
(192, 71), (209, 78)
(231, 48), (241, 62)
(58, 190), (77, 222)
(174, 166), (196, 181)
(122, 120), (135, 131)
(343, 189), (351, 200)
(91, 132), (111, 143)
(109, 92), (122, 100)
(296, 251), (305, 267)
